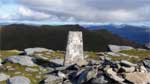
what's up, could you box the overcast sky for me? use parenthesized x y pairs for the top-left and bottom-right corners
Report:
(0, 0), (150, 24)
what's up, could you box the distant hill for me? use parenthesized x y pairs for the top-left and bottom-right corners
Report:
(0, 24), (144, 51)
(85, 24), (150, 45)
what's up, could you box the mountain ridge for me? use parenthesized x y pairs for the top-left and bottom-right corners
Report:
(0, 24), (144, 51)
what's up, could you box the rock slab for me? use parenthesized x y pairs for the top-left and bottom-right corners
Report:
(8, 76), (31, 84)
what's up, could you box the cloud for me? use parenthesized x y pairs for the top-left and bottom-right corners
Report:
(18, 6), (50, 20)
(1, 0), (150, 23)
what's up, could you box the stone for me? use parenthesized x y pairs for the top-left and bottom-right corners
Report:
(125, 72), (150, 84)
(90, 75), (108, 84)
(108, 44), (134, 52)
(143, 59), (150, 69)
(44, 75), (63, 84)
(106, 68), (124, 83)
(6, 56), (36, 66)
(50, 59), (64, 66)
(0, 73), (9, 81)
(139, 66), (147, 73)
(24, 47), (53, 55)
(107, 52), (120, 56)
(121, 66), (135, 73)
(145, 42), (150, 49)
(8, 76), (31, 84)
(0, 58), (2, 66)
(120, 60), (137, 67)
(76, 69), (97, 84)
(64, 31), (84, 66)
(25, 67), (38, 72)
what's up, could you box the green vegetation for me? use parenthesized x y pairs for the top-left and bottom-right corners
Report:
(120, 49), (150, 58)
(84, 51), (99, 60)
(2, 63), (44, 84)
(109, 50), (150, 63)
(0, 50), (20, 59)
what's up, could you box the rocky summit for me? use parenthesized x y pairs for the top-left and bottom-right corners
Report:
(0, 47), (150, 84)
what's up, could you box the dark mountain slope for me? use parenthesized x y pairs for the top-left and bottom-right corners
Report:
(85, 24), (150, 44)
(0, 24), (143, 51)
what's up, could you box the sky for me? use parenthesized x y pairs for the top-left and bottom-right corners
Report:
(0, 0), (150, 25)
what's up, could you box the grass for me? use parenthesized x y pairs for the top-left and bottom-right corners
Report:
(109, 49), (150, 63)
(1, 62), (45, 84)
(0, 50), (21, 59)
(84, 51), (99, 60)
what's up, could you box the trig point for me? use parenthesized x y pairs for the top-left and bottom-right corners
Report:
(64, 31), (84, 66)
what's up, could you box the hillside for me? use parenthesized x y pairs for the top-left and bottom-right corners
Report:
(85, 24), (150, 44)
(0, 24), (143, 51)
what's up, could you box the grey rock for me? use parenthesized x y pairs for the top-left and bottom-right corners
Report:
(50, 59), (64, 65)
(139, 66), (147, 73)
(24, 47), (53, 55)
(6, 56), (36, 67)
(0, 58), (2, 66)
(91, 75), (108, 84)
(44, 75), (63, 84)
(25, 68), (38, 72)
(121, 66), (135, 73)
(120, 60), (137, 67)
(76, 69), (97, 84)
(108, 44), (134, 52)
(125, 72), (150, 84)
(0, 73), (9, 81)
(8, 76), (31, 84)
(106, 68), (124, 83)
(143, 59), (150, 71)
(145, 42), (150, 49)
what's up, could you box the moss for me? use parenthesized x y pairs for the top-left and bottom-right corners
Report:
(0, 81), (7, 84)
(0, 50), (20, 59)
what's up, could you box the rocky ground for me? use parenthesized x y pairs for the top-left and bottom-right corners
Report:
(0, 47), (150, 84)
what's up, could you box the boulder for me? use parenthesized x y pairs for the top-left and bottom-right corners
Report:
(108, 44), (134, 52)
(90, 75), (108, 84)
(139, 66), (147, 73)
(76, 69), (97, 84)
(44, 75), (63, 84)
(8, 76), (31, 84)
(50, 59), (64, 66)
(0, 73), (9, 81)
(106, 68), (124, 83)
(125, 72), (150, 84)
(145, 42), (150, 49)
(120, 66), (135, 73)
(0, 58), (2, 66)
(120, 60), (137, 67)
(24, 47), (53, 55)
(143, 59), (150, 71)
(6, 56), (36, 66)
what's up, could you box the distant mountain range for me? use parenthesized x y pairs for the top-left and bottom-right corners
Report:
(0, 24), (144, 51)
(84, 24), (150, 45)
